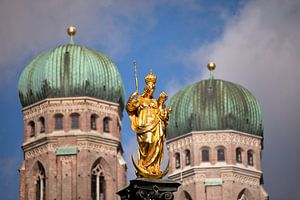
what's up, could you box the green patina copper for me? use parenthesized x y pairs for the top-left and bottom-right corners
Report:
(204, 178), (223, 186)
(18, 44), (125, 110)
(167, 79), (263, 139)
(56, 146), (78, 156)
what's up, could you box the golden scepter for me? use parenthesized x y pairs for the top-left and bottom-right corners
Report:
(133, 60), (138, 93)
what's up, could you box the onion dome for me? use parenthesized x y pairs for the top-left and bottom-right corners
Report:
(18, 27), (125, 110)
(167, 63), (263, 139)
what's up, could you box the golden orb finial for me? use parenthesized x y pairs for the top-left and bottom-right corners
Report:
(207, 62), (216, 71)
(207, 62), (216, 80)
(67, 26), (77, 37)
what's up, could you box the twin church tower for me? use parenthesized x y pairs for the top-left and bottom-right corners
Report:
(17, 27), (268, 200)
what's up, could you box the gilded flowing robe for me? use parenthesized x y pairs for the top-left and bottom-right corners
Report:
(126, 95), (165, 174)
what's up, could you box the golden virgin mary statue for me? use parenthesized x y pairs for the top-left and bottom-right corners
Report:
(126, 70), (171, 178)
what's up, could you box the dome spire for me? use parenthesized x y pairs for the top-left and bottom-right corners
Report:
(207, 62), (216, 80)
(67, 26), (76, 44)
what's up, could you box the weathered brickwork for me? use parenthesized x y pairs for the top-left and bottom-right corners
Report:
(167, 130), (269, 200)
(19, 97), (127, 200)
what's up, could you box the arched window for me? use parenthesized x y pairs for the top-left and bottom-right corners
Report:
(175, 153), (180, 169)
(217, 148), (225, 162)
(91, 114), (98, 130)
(35, 162), (46, 200)
(54, 114), (63, 130)
(237, 188), (254, 200)
(247, 150), (254, 166)
(70, 113), (80, 129)
(29, 121), (35, 137)
(103, 117), (110, 133)
(39, 117), (45, 133)
(91, 164), (106, 200)
(183, 191), (192, 200)
(236, 148), (242, 163)
(185, 149), (191, 166)
(202, 149), (209, 162)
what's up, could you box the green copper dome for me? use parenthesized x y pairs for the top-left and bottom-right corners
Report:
(167, 79), (263, 139)
(18, 44), (125, 109)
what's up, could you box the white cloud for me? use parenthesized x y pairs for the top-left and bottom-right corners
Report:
(0, 0), (161, 86)
(165, 78), (184, 98)
(184, 0), (300, 198)
(0, 0), (205, 87)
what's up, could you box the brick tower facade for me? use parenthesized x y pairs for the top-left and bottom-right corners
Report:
(166, 66), (269, 200)
(19, 97), (126, 200)
(167, 130), (268, 200)
(18, 28), (127, 200)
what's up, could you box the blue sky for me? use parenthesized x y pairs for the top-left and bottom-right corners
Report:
(0, 0), (300, 199)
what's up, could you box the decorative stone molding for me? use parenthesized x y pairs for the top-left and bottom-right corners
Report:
(195, 174), (206, 182)
(60, 156), (72, 166)
(24, 143), (57, 159)
(78, 141), (116, 155)
(168, 131), (261, 151)
(181, 176), (194, 186)
(169, 168), (206, 184)
(221, 173), (259, 186)
(23, 97), (121, 121)
(194, 133), (260, 147)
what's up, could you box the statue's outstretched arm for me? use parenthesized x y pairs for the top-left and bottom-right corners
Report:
(126, 91), (139, 112)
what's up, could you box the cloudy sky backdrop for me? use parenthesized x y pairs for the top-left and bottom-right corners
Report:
(0, 0), (299, 199)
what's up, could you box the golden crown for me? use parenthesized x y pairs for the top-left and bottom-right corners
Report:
(145, 69), (157, 84)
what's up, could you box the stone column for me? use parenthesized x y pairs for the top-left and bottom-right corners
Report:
(96, 175), (100, 200)
(40, 177), (44, 200)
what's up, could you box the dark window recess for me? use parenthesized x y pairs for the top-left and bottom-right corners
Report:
(236, 148), (242, 163)
(99, 175), (105, 200)
(217, 149), (225, 162)
(91, 115), (97, 130)
(40, 117), (45, 133)
(185, 150), (191, 166)
(29, 121), (35, 137)
(248, 151), (254, 166)
(36, 163), (46, 200)
(175, 153), (180, 169)
(36, 177), (40, 200)
(103, 118), (110, 133)
(91, 165), (105, 200)
(91, 175), (106, 200)
(91, 174), (96, 200)
(183, 191), (192, 200)
(202, 149), (209, 162)
(55, 115), (63, 130)
(71, 113), (79, 129)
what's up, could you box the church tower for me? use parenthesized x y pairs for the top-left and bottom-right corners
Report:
(18, 27), (127, 200)
(166, 63), (269, 200)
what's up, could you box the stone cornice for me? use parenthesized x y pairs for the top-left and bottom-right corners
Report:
(22, 132), (120, 160)
(22, 96), (120, 111)
(167, 130), (262, 144)
(22, 96), (121, 121)
(167, 130), (262, 151)
(169, 165), (262, 186)
(170, 165), (262, 177)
